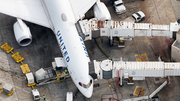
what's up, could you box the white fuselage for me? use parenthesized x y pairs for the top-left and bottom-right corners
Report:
(41, 0), (93, 98)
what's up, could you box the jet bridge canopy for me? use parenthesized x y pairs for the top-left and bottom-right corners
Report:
(90, 59), (180, 80)
(78, 18), (180, 41)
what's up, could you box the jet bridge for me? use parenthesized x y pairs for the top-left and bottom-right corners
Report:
(79, 18), (180, 43)
(88, 59), (179, 100)
(89, 59), (180, 81)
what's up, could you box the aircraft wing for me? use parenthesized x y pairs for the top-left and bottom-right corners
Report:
(0, 0), (51, 28)
(0, 0), (97, 28)
(69, 0), (97, 22)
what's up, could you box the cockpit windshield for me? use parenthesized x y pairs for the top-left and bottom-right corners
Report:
(79, 80), (92, 88)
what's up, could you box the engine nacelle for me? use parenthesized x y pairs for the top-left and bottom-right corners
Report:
(93, 1), (111, 20)
(13, 19), (32, 46)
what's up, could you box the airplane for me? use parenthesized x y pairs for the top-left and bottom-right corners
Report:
(0, 0), (111, 98)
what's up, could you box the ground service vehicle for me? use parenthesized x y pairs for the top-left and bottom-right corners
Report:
(113, 0), (126, 14)
(132, 11), (145, 22)
(25, 57), (69, 86)
(32, 89), (40, 101)
(0, 83), (14, 96)
(66, 92), (73, 101)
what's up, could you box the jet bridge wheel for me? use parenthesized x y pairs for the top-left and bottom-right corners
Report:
(119, 83), (124, 87)
(130, 93), (133, 96)
(109, 39), (113, 47)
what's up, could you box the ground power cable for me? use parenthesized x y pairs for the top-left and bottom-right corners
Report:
(95, 38), (112, 60)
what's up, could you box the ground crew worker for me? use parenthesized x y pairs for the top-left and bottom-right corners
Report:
(64, 69), (68, 73)
(43, 95), (46, 100)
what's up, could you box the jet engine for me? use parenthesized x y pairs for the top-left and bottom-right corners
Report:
(13, 19), (32, 46)
(93, 1), (111, 20)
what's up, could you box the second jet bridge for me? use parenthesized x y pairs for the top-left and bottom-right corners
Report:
(89, 59), (180, 81)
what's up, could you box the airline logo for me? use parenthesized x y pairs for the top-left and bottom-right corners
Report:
(57, 30), (70, 62)
(80, 37), (89, 57)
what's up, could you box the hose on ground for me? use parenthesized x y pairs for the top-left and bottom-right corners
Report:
(95, 38), (112, 60)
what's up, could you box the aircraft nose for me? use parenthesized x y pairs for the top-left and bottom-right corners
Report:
(83, 88), (93, 98)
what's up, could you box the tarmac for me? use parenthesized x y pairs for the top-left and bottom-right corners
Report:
(0, 0), (180, 101)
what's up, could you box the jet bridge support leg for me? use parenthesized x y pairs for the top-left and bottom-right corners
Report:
(119, 70), (123, 87)
(109, 28), (113, 47)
